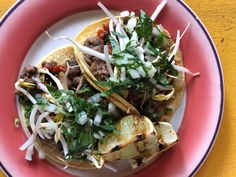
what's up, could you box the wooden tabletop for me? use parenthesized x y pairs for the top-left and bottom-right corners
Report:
(1, 1), (236, 177)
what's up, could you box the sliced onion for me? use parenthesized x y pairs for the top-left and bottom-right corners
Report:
(94, 110), (103, 126)
(136, 66), (146, 77)
(168, 30), (180, 61)
(45, 31), (113, 63)
(129, 69), (140, 79)
(33, 77), (51, 96)
(134, 46), (145, 61)
(41, 130), (52, 139)
(130, 11), (135, 16)
(40, 122), (58, 132)
(19, 133), (37, 151)
(130, 31), (138, 46)
(97, 1), (118, 25)
(104, 45), (114, 78)
(127, 16), (137, 32)
(59, 133), (69, 157)
(77, 111), (88, 125)
(66, 102), (73, 112)
(36, 112), (50, 139)
(108, 102), (117, 114)
(120, 10), (130, 17)
(15, 82), (36, 104)
(98, 130), (105, 137)
(87, 93), (102, 104)
(39, 68), (64, 90)
(93, 133), (102, 139)
(150, 0), (167, 21)
(170, 22), (191, 50)
(180, 21), (191, 41)
(29, 105), (39, 132)
(172, 64), (200, 76)
(120, 67), (126, 81)
(25, 144), (34, 161)
(45, 103), (57, 113)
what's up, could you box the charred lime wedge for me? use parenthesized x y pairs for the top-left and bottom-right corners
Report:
(98, 115), (158, 161)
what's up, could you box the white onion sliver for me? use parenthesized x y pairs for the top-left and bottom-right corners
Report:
(127, 16), (137, 32)
(25, 144), (34, 161)
(15, 83), (36, 104)
(39, 68), (64, 90)
(120, 10), (130, 17)
(87, 93), (102, 104)
(59, 133), (69, 156)
(104, 45), (114, 78)
(120, 67), (126, 81)
(180, 21), (191, 41)
(98, 130), (105, 137)
(168, 30), (180, 61)
(19, 133), (37, 151)
(45, 31), (112, 63)
(129, 69), (140, 79)
(94, 110), (103, 126)
(29, 105), (39, 132)
(45, 103), (57, 113)
(93, 133), (102, 139)
(33, 77), (51, 95)
(97, 1), (118, 25)
(172, 64), (200, 76)
(36, 112), (50, 139)
(77, 111), (88, 125)
(150, 0), (167, 21)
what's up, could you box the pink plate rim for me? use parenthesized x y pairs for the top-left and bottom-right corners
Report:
(0, 0), (224, 177)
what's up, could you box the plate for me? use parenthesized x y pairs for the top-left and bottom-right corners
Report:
(0, 0), (224, 177)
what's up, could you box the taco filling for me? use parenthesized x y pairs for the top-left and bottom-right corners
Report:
(74, 5), (190, 122)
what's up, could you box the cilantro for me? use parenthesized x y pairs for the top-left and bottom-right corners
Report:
(135, 10), (153, 41)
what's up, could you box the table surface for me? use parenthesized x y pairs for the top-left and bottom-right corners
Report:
(1, 1), (236, 177)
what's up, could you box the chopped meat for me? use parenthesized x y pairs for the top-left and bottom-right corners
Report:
(67, 58), (81, 80)
(84, 37), (104, 52)
(20, 65), (38, 79)
(91, 60), (109, 81)
(42, 61), (57, 71)
(84, 37), (104, 64)
(68, 76), (84, 90)
(68, 58), (78, 66)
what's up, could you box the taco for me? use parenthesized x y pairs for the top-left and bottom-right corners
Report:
(15, 45), (178, 170)
(74, 10), (185, 123)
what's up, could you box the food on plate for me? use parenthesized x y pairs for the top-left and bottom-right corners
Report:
(15, 0), (198, 172)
